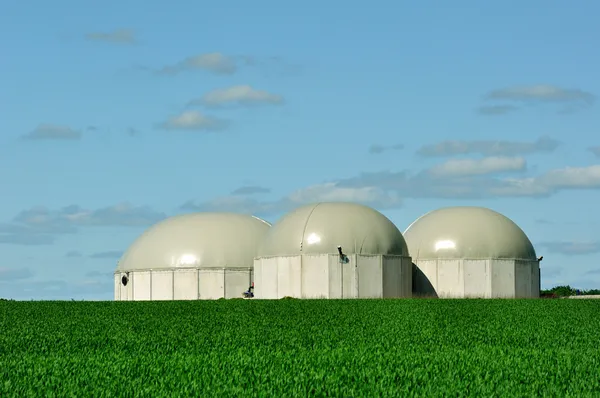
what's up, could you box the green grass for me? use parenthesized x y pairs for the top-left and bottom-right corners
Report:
(1, 299), (600, 397)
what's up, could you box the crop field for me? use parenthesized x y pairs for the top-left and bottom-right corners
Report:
(1, 299), (600, 397)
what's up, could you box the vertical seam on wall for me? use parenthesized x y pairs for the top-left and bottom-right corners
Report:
(435, 259), (439, 295)
(379, 254), (384, 298)
(131, 271), (134, 301)
(538, 262), (541, 297)
(487, 260), (491, 298)
(512, 261), (516, 298)
(296, 255), (300, 299)
(150, 271), (153, 301)
(340, 254), (344, 299)
(460, 259), (465, 297)
(355, 254), (359, 298)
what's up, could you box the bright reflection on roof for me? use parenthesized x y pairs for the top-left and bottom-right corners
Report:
(434, 240), (456, 251)
(305, 233), (321, 245)
(177, 254), (198, 266)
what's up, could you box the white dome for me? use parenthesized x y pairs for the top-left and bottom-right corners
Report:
(117, 212), (271, 271)
(258, 202), (408, 257)
(404, 206), (536, 260)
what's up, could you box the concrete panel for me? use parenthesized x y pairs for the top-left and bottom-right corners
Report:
(256, 254), (413, 300)
(463, 260), (489, 298)
(290, 256), (302, 297)
(382, 256), (402, 298)
(301, 255), (329, 298)
(515, 261), (531, 298)
(225, 270), (251, 299)
(174, 270), (198, 300)
(253, 259), (263, 298)
(437, 260), (463, 298)
(328, 255), (343, 299)
(276, 256), (299, 299)
(133, 271), (151, 300)
(491, 260), (516, 298)
(402, 258), (413, 297)
(114, 274), (120, 300)
(119, 273), (132, 301)
(151, 271), (173, 301)
(342, 255), (357, 298)
(515, 260), (539, 298)
(413, 260), (438, 297)
(412, 257), (537, 299)
(257, 258), (279, 299)
(357, 255), (382, 298)
(288, 256), (302, 298)
(533, 262), (540, 298)
(199, 269), (224, 300)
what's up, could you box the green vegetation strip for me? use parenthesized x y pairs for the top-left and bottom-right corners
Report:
(1, 299), (600, 397)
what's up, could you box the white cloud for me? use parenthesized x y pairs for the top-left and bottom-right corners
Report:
(181, 196), (278, 216)
(429, 157), (527, 177)
(22, 124), (81, 141)
(285, 183), (400, 207)
(192, 85), (284, 107)
(157, 110), (227, 131)
(417, 136), (559, 157)
(493, 165), (600, 197)
(336, 163), (600, 200)
(158, 53), (238, 75)
(540, 165), (600, 188)
(487, 177), (551, 197)
(0, 203), (166, 246)
(486, 85), (595, 104)
(182, 183), (401, 216)
(537, 241), (600, 255)
(85, 29), (136, 44)
(588, 147), (600, 157)
(181, 162), (600, 216)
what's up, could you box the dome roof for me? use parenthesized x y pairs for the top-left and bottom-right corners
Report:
(117, 213), (271, 271)
(257, 202), (408, 257)
(404, 206), (536, 260)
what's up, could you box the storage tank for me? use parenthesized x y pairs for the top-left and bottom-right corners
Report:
(254, 202), (412, 299)
(404, 206), (540, 298)
(114, 213), (271, 300)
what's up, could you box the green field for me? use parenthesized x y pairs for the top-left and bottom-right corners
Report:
(1, 299), (600, 397)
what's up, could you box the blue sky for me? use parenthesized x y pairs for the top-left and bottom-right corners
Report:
(1, 1), (599, 300)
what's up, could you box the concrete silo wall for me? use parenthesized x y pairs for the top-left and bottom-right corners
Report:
(413, 259), (540, 298)
(383, 255), (413, 298)
(254, 254), (412, 299)
(515, 260), (541, 298)
(114, 268), (253, 301)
